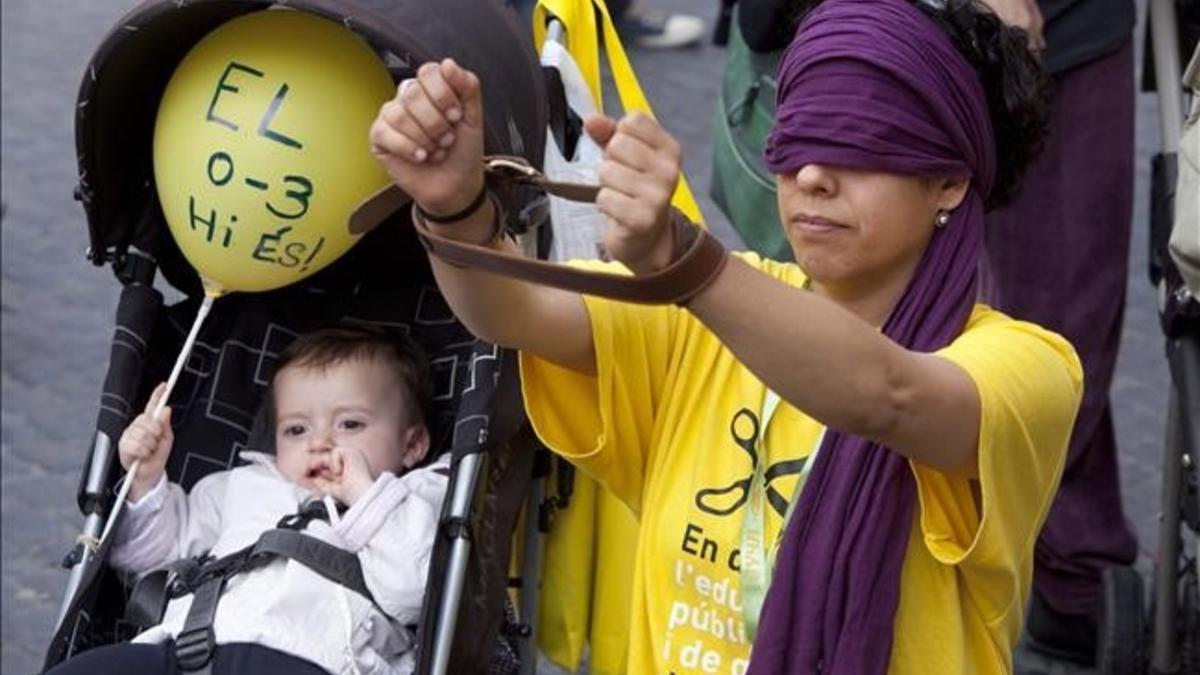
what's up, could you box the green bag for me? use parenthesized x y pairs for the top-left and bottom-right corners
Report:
(710, 15), (788, 260)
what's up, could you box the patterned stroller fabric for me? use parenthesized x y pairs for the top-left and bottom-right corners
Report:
(47, 1), (547, 672)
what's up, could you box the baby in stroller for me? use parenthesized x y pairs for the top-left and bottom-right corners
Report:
(45, 1), (552, 673)
(48, 325), (448, 675)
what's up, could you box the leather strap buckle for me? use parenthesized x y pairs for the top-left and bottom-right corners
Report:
(483, 156), (541, 182)
(483, 155), (600, 203)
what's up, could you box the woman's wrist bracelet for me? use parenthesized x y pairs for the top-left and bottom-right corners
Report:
(412, 191), (506, 249)
(415, 183), (488, 224)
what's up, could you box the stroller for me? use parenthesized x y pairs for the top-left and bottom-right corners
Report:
(42, 0), (557, 673)
(1093, 1), (1200, 673)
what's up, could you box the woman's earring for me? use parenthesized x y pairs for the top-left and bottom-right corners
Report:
(935, 209), (951, 228)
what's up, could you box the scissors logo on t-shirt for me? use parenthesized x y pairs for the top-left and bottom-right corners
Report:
(694, 407), (807, 517)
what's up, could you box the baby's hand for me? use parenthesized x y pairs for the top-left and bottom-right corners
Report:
(313, 446), (375, 506)
(117, 382), (173, 502)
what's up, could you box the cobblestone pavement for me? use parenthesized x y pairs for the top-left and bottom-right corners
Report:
(0, 1), (1178, 674)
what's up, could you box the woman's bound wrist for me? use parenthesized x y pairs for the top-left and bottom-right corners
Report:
(415, 182), (488, 224)
(664, 212), (729, 307)
(412, 191), (505, 248)
(412, 171), (487, 223)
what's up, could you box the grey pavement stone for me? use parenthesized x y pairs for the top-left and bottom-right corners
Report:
(3, 1), (132, 673)
(0, 1), (1186, 674)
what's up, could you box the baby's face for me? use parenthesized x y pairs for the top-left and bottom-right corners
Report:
(271, 357), (421, 491)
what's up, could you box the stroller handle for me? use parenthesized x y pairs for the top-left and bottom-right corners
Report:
(1151, 0), (1186, 152)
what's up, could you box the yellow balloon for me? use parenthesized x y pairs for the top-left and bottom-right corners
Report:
(153, 10), (394, 293)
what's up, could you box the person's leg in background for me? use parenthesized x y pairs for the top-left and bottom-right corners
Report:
(982, 38), (1139, 664)
(609, 0), (707, 49)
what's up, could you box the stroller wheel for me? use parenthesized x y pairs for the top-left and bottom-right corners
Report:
(1097, 565), (1146, 675)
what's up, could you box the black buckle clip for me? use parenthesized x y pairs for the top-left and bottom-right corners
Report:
(112, 248), (157, 286)
(166, 556), (212, 599)
(174, 625), (216, 671)
(60, 543), (85, 569)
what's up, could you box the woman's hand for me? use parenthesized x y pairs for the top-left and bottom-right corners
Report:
(117, 382), (173, 502)
(584, 112), (683, 275)
(370, 58), (486, 219)
(312, 446), (376, 507)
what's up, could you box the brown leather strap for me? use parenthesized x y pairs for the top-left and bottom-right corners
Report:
(350, 156), (728, 305)
(350, 182), (413, 236)
(349, 156), (598, 235)
(415, 204), (728, 305)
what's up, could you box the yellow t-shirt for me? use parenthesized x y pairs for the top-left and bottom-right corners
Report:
(519, 253), (1082, 675)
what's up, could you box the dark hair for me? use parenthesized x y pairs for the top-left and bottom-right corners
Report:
(785, 0), (1052, 210)
(267, 325), (432, 431)
(916, 0), (1051, 210)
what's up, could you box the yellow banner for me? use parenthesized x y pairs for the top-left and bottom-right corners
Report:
(533, 0), (704, 224)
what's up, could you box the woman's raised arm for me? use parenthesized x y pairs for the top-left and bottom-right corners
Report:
(688, 258), (982, 477)
(370, 59), (595, 373)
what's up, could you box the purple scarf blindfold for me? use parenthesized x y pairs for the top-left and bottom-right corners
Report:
(747, 1), (994, 673)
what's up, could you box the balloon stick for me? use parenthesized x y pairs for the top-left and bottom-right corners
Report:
(99, 290), (218, 544)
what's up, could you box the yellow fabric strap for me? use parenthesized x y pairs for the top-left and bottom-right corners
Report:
(532, 0), (704, 224)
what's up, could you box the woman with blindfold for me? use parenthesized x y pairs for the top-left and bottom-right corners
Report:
(370, 0), (1072, 672)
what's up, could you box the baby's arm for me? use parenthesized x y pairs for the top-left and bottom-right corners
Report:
(109, 383), (224, 574)
(109, 470), (226, 575)
(332, 463), (447, 623)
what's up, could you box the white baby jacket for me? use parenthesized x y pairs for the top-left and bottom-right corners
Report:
(110, 451), (449, 675)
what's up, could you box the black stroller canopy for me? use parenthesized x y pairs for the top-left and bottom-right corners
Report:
(76, 0), (547, 291)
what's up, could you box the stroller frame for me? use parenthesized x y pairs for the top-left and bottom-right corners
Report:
(1096, 1), (1200, 673)
(1146, 3), (1200, 670)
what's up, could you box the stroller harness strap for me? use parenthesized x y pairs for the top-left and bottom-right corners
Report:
(174, 575), (223, 675)
(350, 156), (730, 306)
(128, 505), (385, 673)
(250, 529), (377, 606)
(173, 530), (381, 673)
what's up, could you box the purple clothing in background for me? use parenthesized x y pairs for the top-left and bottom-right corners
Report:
(749, 1), (994, 674)
(981, 40), (1138, 616)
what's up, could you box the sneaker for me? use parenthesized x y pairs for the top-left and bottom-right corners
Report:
(1024, 590), (1098, 666)
(615, 6), (706, 50)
